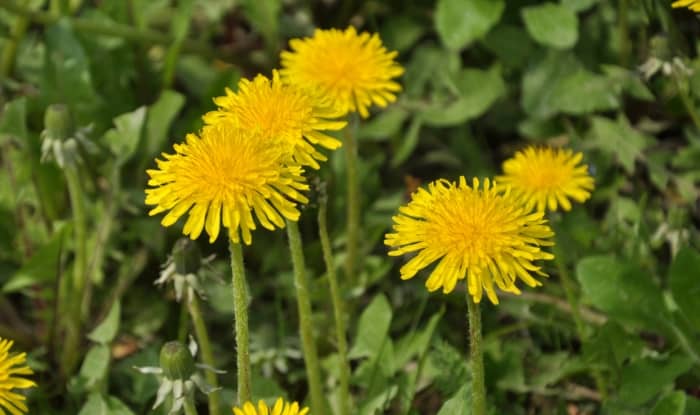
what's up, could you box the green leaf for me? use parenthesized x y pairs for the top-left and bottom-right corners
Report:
(549, 69), (620, 114)
(104, 106), (146, 164)
(437, 385), (471, 415)
(349, 294), (392, 359)
(669, 248), (700, 330)
(589, 116), (652, 174)
(3, 225), (67, 293)
(435, 0), (505, 51)
(561, 0), (599, 12)
(576, 255), (667, 327)
(394, 311), (442, 369)
(619, 355), (693, 406)
(421, 65), (506, 127)
(144, 90), (185, 157)
(381, 16), (426, 52)
(79, 393), (136, 415)
(652, 392), (687, 415)
(88, 300), (121, 344)
(482, 24), (534, 69)
(522, 3), (578, 49)
(79, 344), (111, 389)
(358, 107), (409, 142)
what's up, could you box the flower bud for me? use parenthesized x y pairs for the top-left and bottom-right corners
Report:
(44, 104), (73, 141)
(159, 341), (195, 380)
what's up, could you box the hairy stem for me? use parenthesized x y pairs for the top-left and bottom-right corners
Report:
(188, 294), (221, 415)
(467, 293), (486, 415)
(287, 220), (325, 413)
(229, 239), (251, 404)
(318, 196), (351, 415)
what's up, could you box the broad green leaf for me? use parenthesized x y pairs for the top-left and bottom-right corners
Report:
(104, 107), (146, 164)
(88, 300), (121, 344)
(522, 3), (578, 49)
(521, 51), (577, 118)
(435, 0), (505, 51)
(394, 311), (443, 369)
(79, 344), (111, 388)
(358, 385), (398, 415)
(3, 225), (67, 293)
(144, 90), (185, 156)
(349, 294), (392, 359)
(482, 24), (534, 69)
(589, 116), (652, 174)
(619, 355), (693, 406)
(358, 107), (409, 142)
(381, 16), (426, 52)
(549, 69), (619, 114)
(576, 255), (667, 327)
(437, 385), (471, 415)
(669, 247), (700, 330)
(652, 392), (687, 415)
(79, 393), (136, 415)
(421, 65), (506, 127)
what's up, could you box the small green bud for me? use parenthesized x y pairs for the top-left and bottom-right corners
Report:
(172, 239), (202, 275)
(44, 104), (73, 141)
(159, 341), (195, 380)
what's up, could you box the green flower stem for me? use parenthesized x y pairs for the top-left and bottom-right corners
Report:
(318, 196), (351, 415)
(552, 239), (607, 399)
(466, 292), (486, 415)
(286, 220), (325, 414)
(188, 294), (222, 415)
(343, 115), (360, 283)
(61, 164), (88, 376)
(183, 392), (199, 415)
(229, 238), (252, 404)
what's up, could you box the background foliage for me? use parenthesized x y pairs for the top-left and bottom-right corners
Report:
(1, 0), (700, 414)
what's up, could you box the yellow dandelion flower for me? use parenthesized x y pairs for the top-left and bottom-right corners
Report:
(0, 338), (36, 415)
(385, 177), (555, 304)
(280, 26), (404, 118)
(203, 70), (347, 169)
(232, 398), (309, 415)
(145, 121), (309, 245)
(496, 146), (595, 213)
(672, 0), (700, 11)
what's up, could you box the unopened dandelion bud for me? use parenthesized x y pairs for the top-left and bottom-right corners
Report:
(160, 341), (195, 381)
(44, 104), (73, 141)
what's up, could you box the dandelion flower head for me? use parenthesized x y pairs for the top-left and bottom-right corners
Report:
(385, 177), (555, 304)
(280, 26), (404, 118)
(232, 398), (309, 415)
(496, 146), (594, 212)
(145, 122), (309, 245)
(203, 70), (346, 169)
(672, 0), (700, 11)
(0, 337), (36, 415)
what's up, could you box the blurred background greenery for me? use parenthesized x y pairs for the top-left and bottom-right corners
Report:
(1, 0), (700, 414)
